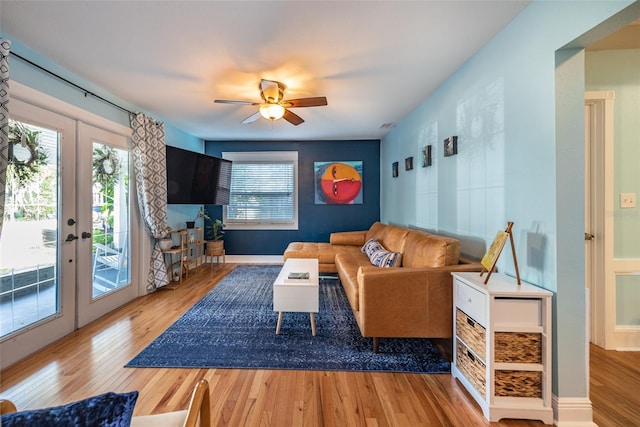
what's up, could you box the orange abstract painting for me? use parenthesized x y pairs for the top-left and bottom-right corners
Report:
(314, 161), (363, 204)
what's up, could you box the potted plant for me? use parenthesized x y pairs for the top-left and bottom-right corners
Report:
(206, 219), (225, 253)
(159, 226), (173, 251)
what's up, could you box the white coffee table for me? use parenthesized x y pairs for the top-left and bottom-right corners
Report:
(273, 258), (319, 336)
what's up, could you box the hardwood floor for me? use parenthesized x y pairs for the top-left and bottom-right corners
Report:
(590, 342), (640, 427)
(1, 264), (638, 426)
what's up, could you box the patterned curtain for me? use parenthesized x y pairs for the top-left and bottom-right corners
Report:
(0, 39), (10, 238)
(130, 112), (170, 291)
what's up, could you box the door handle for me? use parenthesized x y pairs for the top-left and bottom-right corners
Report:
(585, 233), (595, 241)
(81, 231), (92, 239)
(65, 233), (79, 242)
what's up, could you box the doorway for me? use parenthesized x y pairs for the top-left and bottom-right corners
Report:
(585, 91), (640, 351)
(0, 92), (139, 369)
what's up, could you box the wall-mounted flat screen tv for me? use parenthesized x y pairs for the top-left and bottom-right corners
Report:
(166, 145), (232, 205)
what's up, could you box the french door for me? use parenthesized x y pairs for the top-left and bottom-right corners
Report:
(0, 99), (76, 368)
(0, 96), (138, 369)
(76, 123), (137, 328)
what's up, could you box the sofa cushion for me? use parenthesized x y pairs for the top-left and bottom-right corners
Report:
(365, 221), (387, 242)
(379, 224), (411, 253)
(284, 242), (336, 264)
(401, 230), (460, 267)
(0, 391), (138, 427)
(365, 222), (410, 253)
(361, 238), (402, 267)
(330, 230), (367, 246)
(335, 252), (371, 312)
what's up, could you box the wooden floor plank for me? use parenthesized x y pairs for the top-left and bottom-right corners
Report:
(1, 263), (638, 426)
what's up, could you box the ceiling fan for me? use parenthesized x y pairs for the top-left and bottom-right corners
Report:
(214, 79), (327, 126)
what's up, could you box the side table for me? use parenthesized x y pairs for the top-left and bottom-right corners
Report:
(451, 272), (553, 424)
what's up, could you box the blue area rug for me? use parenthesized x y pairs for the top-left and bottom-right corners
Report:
(126, 265), (450, 373)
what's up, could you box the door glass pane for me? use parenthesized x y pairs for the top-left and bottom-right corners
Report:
(91, 143), (129, 298)
(1, 120), (59, 337)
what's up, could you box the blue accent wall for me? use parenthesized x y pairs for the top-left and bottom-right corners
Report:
(205, 140), (380, 255)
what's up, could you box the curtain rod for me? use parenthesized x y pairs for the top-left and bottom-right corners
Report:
(9, 51), (135, 116)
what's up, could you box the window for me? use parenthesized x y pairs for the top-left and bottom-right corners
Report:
(222, 151), (298, 230)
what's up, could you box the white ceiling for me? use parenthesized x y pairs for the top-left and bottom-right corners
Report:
(1, 1), (529, 141)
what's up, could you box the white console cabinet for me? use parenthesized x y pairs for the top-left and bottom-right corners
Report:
(451, 272), (553, 424)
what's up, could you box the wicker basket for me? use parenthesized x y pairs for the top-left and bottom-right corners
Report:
(456, 339), (486, 396)
(495, 332), (542, 363)
(456, 309), (486, 358)
(495, 370), (542, 398)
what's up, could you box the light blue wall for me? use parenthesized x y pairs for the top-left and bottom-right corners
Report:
(380, 0), (634, 399)
(3, 35), (204, 230)
(555, 45), (590, 400)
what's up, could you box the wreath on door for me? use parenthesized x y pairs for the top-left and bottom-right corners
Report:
(93, 145), (122, 186)
(8, 122), (48, 185)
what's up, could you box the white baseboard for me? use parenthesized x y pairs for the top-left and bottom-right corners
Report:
(225, 255), (284, 264)
(553, 396), (596, 426)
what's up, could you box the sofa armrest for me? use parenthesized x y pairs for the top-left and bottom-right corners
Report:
(330, 230), (367, 246)
(356, 261), (482, 339)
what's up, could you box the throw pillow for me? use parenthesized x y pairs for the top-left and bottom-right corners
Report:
(361, 237), (380, 255)
(1, 391), (138, 427)
(362, 238), (402, 268)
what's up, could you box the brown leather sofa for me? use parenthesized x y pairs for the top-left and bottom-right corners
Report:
(284, 222), (483, 352)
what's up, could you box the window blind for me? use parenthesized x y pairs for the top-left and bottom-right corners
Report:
(226, 161), (295, 224)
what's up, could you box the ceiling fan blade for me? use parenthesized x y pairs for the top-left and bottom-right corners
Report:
(214, 99), (260, 105)
(282, 97), (328, 108)
(283, 109), (304, 126)
(241, 111), (262, 124)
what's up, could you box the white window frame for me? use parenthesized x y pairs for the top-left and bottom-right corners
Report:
(222, 151), (298, 230)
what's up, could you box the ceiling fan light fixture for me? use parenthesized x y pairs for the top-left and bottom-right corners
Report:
(259, 103), (285, 121)
(215, 79), (325, 126)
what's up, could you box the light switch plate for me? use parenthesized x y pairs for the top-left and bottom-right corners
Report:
(620, 193), (636, 208)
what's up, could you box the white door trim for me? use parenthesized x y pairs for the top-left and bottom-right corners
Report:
(584, 91), (614, 348)
(584, 90), (640, 350)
